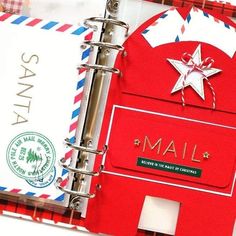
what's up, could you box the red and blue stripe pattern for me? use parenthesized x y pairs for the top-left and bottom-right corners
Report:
(0, 12), (92, 36)
(175, 7), (236, 42)
(0, 185), (55, 199)
(0, 12), (93, 202)
(58, 31), (93, 197)
(142, 7), (176, 35)
(58, 52), (92, 200)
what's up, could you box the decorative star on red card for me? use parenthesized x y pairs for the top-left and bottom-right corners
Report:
(167, 44), (221, 100)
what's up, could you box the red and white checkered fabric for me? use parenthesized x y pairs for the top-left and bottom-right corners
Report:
(1, 0), (23, 14)
(144, 0), (236, 18)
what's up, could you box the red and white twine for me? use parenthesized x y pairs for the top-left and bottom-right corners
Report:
(181, 53), (216, 109)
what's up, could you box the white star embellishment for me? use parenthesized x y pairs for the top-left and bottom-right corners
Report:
(167, 44), (221, 100)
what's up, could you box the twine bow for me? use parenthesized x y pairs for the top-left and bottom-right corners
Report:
(181, 53), (216, 109)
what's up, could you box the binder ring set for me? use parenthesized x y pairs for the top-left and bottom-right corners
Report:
(56, 15), (129, 201)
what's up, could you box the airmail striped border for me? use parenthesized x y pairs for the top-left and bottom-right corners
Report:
(0, 12), (94, 36)
(0, 12), (93, 201)
(142, 7), (176, 35)
(175, 6), (236, 42)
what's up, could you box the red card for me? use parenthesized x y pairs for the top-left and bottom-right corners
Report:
(85, 7), (236, 236)
(107, 105), (236, 189)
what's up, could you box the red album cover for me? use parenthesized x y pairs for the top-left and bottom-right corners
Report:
(85, 6), (236, 236)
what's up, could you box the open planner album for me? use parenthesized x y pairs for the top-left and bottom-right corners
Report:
(0, 0), (235, 235)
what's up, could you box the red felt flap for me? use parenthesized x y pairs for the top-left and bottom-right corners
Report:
(107, 105), (236, 188)
(119, 10), (236, 114)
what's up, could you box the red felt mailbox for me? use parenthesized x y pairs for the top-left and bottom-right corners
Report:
(85, 7), (236, 236)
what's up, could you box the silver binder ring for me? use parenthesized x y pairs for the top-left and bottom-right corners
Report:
(65, 138), (108, 155)
(77, 63), (120, 75)
(55, 177), (95, 199)
(69, 183), (101, 209)
(59, 158), (104, 177)
(83, 40), (124, 51)
(84, 17), (129, 36)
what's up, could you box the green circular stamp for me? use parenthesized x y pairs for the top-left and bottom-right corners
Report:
(6, 132), (56, 181)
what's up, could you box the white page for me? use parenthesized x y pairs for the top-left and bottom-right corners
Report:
(0, 12), (93, 206)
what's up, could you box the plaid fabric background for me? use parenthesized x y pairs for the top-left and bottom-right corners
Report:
(0, 198), (172, 235)
(0, 0), (233, 234)
(0, 198), (85, 226)
(0, 0), (23, 14)
(137, 229), (172, 235)
(144, 0), (236, 18)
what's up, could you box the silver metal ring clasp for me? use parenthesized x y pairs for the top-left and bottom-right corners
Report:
(64, 138), (108, 155)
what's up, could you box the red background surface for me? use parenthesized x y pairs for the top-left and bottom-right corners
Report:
(85, 7), (236, 236)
